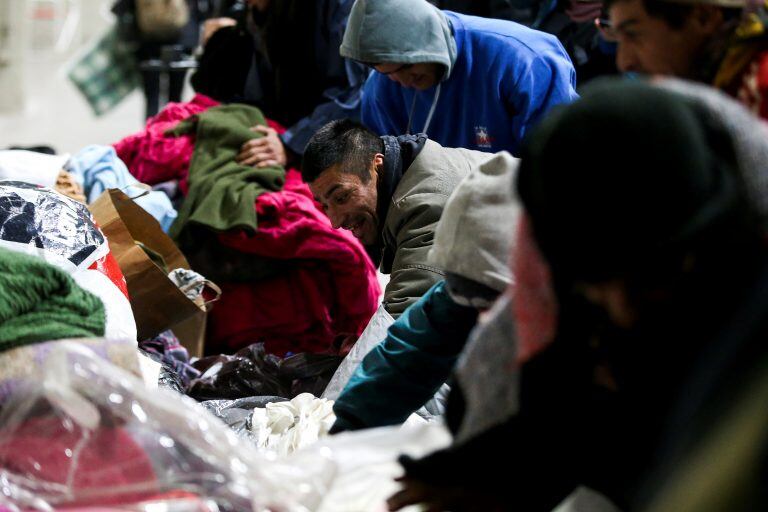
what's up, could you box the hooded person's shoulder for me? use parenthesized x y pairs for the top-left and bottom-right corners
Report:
(393, 140), (494, 204)
(448, 11), (566, 60)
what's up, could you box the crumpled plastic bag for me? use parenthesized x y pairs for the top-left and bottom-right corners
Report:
(168, 268), (207, 300)
(280, 352), (343, 397)
(188, 343), (289, 400)
(187, 343), (342, 401)
(0, 180), (137, 341)
(0, 342), (335, 511)
(200, 396), (287, 441)
(250, 393), (335, 456)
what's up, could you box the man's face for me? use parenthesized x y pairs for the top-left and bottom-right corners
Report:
(608, 0), (717, 77)
(310, 159), (381, 245)
(374, 62), (443, 90)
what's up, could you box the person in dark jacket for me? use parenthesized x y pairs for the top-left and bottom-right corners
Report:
(222, 0), (369, 168)
(387, 79), (768, 512)
(112, 0), (201, 119)
(330, 151), (520, 432)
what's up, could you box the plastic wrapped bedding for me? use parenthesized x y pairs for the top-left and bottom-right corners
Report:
(0, 342), (456, 511)
(0, 343), (333, 511)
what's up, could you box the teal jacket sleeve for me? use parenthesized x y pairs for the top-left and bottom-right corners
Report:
(331, 281), (478, 432)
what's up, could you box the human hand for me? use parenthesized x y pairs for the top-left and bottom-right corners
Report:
(236, 125), (287, 168)
(387, 476), (504, 512)
(387, 477), (456, 512)
(201, 17), (237, 46)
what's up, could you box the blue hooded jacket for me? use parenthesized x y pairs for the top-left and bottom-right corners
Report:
(341, 1), (578, 155)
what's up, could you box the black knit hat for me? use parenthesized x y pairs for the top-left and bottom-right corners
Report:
(517, 79), (744, 284)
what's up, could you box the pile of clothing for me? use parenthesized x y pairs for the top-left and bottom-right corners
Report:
(0, 94), (429, 512)
(114, 98), (381, 356)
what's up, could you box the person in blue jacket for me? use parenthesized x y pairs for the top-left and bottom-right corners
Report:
(339, 0), (578, 156)
(330, 151), (521, 432)
(229, 0), (370, 168)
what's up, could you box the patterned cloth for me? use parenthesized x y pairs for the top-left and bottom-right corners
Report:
(712, 1), (768, 119)
(139, 330), (200, 386)
(67, 28), (140, 117)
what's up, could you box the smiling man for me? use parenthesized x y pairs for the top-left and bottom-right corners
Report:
(302, 119), (492, 317)
(340, 0), (578, 156)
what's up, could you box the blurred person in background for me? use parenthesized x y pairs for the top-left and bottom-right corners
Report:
(201, 0), (369, 169)
(112, 0), (202, 119)
(341, 0), (578, 156)
(603, 0), (768, 119)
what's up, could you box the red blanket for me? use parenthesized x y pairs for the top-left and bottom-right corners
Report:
(116, 107), (380, 356)
(209, 170), (381, 356)
(0, 417), (157, 507)
(113, 94), (219, 194)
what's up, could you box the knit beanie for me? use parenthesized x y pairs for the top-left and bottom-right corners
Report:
(0, 248), (105, 351)
(517, 78), (745, 284)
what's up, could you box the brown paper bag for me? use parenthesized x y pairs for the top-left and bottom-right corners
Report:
(89, 188), (218, 357)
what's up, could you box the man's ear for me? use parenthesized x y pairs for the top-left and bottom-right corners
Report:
(372, 153), (385, 179)
(692, 4), (725, 35)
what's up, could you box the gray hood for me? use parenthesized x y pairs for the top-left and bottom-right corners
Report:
(340, 0), (458, 80)
(428, 151), (521, 293)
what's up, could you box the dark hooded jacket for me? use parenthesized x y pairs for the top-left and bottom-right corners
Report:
(398, 80), (768, 512)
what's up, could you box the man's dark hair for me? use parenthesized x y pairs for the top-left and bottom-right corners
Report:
(604, 0), (741, 28)
(603, 0), (692, 27)
(302, 119), (385, 183)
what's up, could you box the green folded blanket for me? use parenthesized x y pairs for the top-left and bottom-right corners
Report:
(0, 249), (105, 351)
(168, 104), (286, 238)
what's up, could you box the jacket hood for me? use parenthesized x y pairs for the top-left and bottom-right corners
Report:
(428, 151), (521, 293)
(340, 0), (458, 80)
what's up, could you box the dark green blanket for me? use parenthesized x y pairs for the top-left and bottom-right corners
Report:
(168, 104), (286, 238)
(0, 249), (105, 351)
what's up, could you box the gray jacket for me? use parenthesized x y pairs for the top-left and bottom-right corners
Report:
(380, 139), (493, 316)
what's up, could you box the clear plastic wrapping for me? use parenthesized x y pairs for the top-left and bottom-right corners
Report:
(0, 341), (458, 511)
(0, 342), (334, 511)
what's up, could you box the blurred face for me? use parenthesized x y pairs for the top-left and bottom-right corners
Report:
(310, 156), (383, 245)
(608, 0), (722, 77)
(374, 62), (443, 90)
